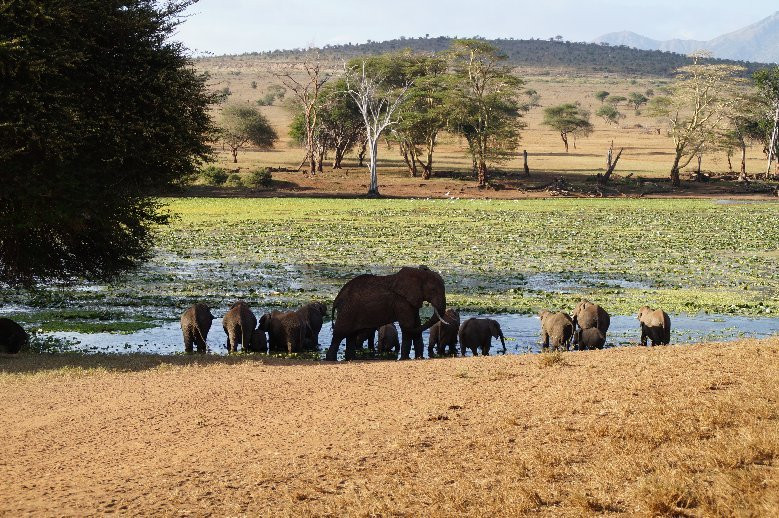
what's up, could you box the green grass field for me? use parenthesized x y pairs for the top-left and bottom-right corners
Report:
(4, 198), (779, 337)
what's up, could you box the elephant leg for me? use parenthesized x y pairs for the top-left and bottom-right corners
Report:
(195, 334), (207, 353)
(326, 332), (344, 361)
(368, 333), (375, 354)
(413, 331), (424, 359)
(345, 335), (357, 361)
(481, 340), (490, 356)
(183, 330), (194, 353)
(400, 331), (412, 360)
(640, 325), (648, 347)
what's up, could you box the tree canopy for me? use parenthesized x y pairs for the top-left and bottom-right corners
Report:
(543, 104), (594, 152)
(0, 0), (216, 285)
(220, 104), (278, 163)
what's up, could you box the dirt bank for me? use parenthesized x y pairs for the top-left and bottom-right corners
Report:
(1, 340), (777, 516)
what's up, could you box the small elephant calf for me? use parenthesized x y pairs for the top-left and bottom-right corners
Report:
(428, 309), (460, 357)
(458, 318), (506, 356)
(223, 301), (259, 353)
(539, 310), (574, 352)
(180, 303), (216, 353)
(0, 318), (28, 354)
(573, 327), (606, 350)
(259, 310), (306, 354)
(637, 306), (671, 346)
(377, 323), (400, 357)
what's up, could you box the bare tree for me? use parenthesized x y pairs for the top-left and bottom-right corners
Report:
(274, 56), (329, 174)
(344, 61), (410, 196)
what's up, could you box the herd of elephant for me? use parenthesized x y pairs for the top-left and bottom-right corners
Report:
(178, 266), (672, 360)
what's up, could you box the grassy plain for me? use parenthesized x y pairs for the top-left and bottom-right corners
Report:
(1, 339), (777, 515)
(4, 198), (778, 338)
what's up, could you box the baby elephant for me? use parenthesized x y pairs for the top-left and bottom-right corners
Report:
(259, 310), (306, 354)
(0, 318), (28, 354)
(377, 323), (400, 357)
(180, 303), (216, 353)
(572, 299), (610, 334)
(459, 318), (506, 356)
(573, 327), (606, 351)
(637, 306), (671, 346)
(539, 310), (574, 351)
(428, 309), (460, 357)
(296, 301), (327, 350)
(223, 301), (259, 353)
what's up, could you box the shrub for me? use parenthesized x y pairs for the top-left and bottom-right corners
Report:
(251, 81), (258, 89)
(226, 173), (243, 187)
(256, 93), (276, 106)
(247, 168), (273, 188)
(201, 165), (229, 186)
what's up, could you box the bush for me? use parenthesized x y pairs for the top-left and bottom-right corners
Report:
(201, 165), (229, 186)
(256, 93), (276, 106)
(226, 173), (243, 187)
(247, 168), (273, 188)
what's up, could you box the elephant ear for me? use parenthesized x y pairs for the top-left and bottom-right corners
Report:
(391, 267), (425, 308)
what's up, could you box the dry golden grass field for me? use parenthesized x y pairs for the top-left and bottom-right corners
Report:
(1, 339), (777, 516)
(193, 56), (777, 200)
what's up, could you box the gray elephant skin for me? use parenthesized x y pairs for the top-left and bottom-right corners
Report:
(222, 301), (259, 353)
(428, 308), (460, 357)
(377, 323), (400, 356)
(296, 301), (327, 350)
(574, 327), (606, 350)
(572, 300), (610, 334)
(458, 318), (506, 356)
(0, 318), (28, 354)
(539, 310), (574, 351)
(327, 266), (452, 361)
(180, 303), (216, 353)
(637, 306), (671, 346)
(259, 310), (306, 354)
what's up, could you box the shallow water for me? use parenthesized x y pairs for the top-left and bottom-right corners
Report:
(45, 312), (779, 358)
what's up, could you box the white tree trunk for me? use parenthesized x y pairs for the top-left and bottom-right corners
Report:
(368, 139), (379, 195)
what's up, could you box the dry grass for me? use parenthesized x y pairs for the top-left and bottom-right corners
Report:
(1, 339), (777, 516)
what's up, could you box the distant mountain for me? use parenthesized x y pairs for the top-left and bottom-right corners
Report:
(226, 37), (763, 78)
(595, 12), (779, 64)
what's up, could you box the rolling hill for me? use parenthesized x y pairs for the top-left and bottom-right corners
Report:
(224, 36), (765, 77)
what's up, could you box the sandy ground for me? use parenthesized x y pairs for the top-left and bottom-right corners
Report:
(1, 340), (778, 516)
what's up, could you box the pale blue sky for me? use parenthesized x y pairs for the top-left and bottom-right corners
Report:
(175, 1), (777, 55)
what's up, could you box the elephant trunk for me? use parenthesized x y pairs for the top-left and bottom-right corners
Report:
(499, 332), (506, 353)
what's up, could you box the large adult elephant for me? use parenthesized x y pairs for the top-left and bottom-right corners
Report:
(327, 266), (452, 361)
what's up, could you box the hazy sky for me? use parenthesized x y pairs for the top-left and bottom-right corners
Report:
(174, 1), (777, 55)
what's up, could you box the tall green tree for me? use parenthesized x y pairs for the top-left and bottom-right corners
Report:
(543, 103), (594, 152)
(376, 54), (452, 179)
(448, 40), (526, 187)
(220, 104), (277, 163)
(0, 0), (216, 285)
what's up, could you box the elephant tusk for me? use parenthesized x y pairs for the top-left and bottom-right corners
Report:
(433, 306), (451, 326)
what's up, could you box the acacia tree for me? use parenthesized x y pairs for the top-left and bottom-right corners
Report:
(220, 105), (277, 162)
(628, 92), (649, 111)
(345, 61), (411, 196)
(0, 0), (216, 285)
(369, 53), (451, 179)
(648, 54), (743, 186)
(543, 103), (594, 152)
(274, 57), (329, 174)
(448, 40), (526, 187)
(596, 104), (624, 125)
